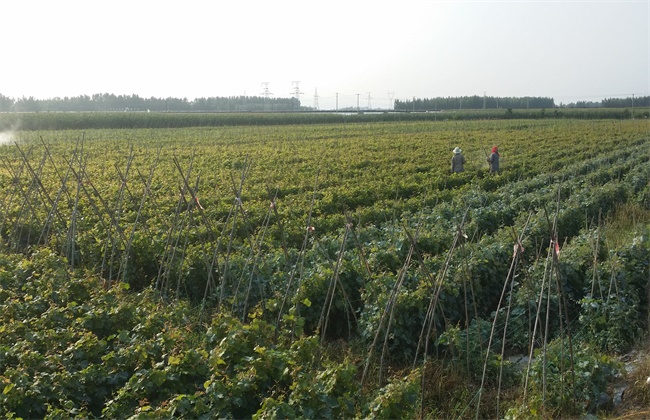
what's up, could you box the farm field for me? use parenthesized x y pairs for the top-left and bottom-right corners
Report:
(0, 116), (649, 418)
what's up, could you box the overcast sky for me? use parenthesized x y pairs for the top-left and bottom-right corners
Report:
(1, 0), (648, 109)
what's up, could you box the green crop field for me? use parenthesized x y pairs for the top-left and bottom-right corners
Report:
(0, 115), (648, 418)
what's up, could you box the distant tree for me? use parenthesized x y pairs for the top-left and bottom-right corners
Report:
(602, 96), (649, 108)
(0, 94), (14, 112)
(13, 96), (41, 112)
(394, 95), (555, 111)
(573, 101), (601, 108)
(190, 96), (300, 112)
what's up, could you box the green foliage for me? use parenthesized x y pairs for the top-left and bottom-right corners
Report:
(1, 118), (649, 418)
(272, 361), (358, 418)
(577, 228), (650, 353)
(437, 319), (517, 387)
(365, 369), (421, 419)
(518, 340), (621, 417)
(578, 294), (642, 354)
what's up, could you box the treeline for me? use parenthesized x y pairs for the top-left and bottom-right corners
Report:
(601, 96), (650, 108)
(395, 95), (556, 111)
(395, 95), (650, 111)
(0, 93), (304, 113)
(566, 96), (650, 108)
(1, 93), (646, 113)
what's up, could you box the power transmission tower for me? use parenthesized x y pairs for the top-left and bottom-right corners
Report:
(291, 81), (303, 111)
(261, 82), (273, 111)
(260, 82), (273, 98)
(313, 88), (319, 110)
(291, 81), (303, 100)
(387, 91), (395, 110)
(366, 92), (372, 110)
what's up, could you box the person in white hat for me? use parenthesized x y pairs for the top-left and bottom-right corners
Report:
(451, 147), (466, 173)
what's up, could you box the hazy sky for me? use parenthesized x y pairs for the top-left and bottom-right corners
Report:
(1, 0), (648, 109)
